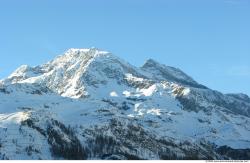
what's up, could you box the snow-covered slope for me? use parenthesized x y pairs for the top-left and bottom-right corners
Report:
(0, 48), (250, 160)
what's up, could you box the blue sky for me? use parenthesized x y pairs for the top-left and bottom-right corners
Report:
(0, 0), (249, 95)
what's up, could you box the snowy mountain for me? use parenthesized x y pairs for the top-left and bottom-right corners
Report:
(0, 48), (250, 160)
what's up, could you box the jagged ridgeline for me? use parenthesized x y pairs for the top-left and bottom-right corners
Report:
(0, 48), (250, 160)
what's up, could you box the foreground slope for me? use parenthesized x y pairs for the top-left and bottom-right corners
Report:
(0, 48), (250, 160)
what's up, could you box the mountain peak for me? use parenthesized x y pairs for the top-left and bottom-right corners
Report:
(56, 47), (111, 62)
(141, 58), (206, 89)
(4, 48), (140, 98)
(1, 48), (250, 160)
(65, 47), (110, 55)
(142, 58), (160, 67)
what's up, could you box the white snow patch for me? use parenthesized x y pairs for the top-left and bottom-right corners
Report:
(147, 108), (161, 115)
(0, 112), (30, 126)
(110, 91), (118, 97)
(125, 73), (144, 82)
(183, 88), (190, 96)
(123, 90), (131, 97)
(141, 84), (157, 96)
(134, 103), (142, 111)
(127, 114), (135, 118)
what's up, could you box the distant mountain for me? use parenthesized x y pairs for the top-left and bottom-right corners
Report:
(0, 48), (250, 160)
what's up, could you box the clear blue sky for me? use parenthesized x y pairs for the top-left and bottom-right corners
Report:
(0, 0), (249, 95)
